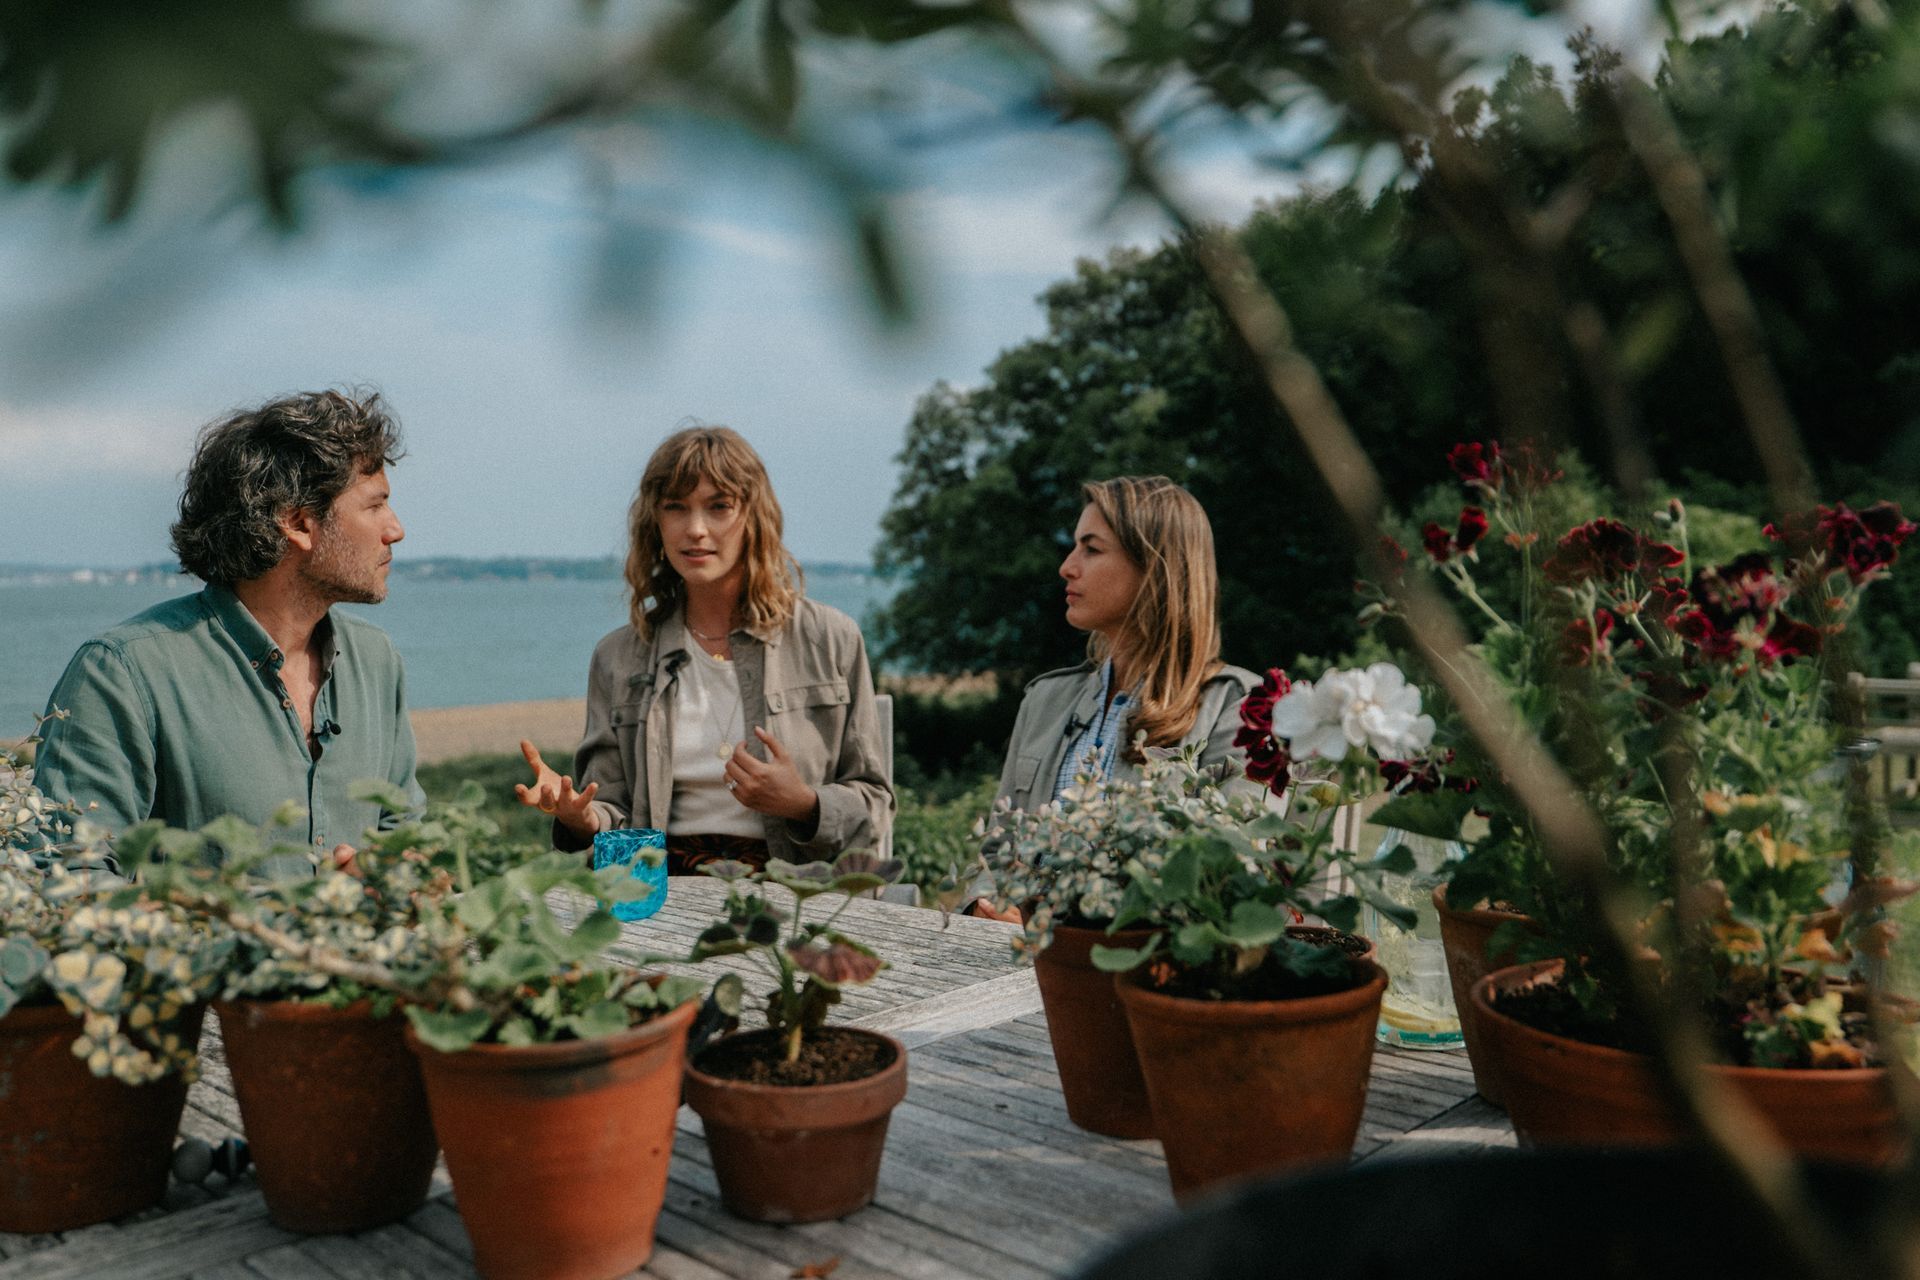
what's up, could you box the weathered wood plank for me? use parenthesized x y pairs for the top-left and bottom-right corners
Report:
(395, 1202), (469, 1263)
(240, 1244), (338, 1280)
(189, 1262), (258, 1280)
(294, 1225), (468, 1280)
(848, 971), (1043, 1049)
(0, 1190), (294, 1280)
(1358, 1094), (1519, 1163)
(661, 1141), (1044, 1280)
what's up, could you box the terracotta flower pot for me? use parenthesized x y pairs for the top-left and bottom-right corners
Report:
(1116, 957), (1389, 1203)
(1432, 886), (1537, 1108)
(215, 998), (438, 1234)
(1033, 922), (1157, 1138)
(407, 998), (697, 1280)
(683, 1028), (908, 1223)
(1473, 960), (1904, 1166)
(0, 1001), (204, 1233)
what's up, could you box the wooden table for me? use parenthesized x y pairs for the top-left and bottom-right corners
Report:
(0, 882), (1514, 1280)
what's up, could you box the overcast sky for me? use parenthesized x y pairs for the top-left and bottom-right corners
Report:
(0, 2), (1665, 569)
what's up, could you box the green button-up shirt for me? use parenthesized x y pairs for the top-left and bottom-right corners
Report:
(34, 584), (424, 874)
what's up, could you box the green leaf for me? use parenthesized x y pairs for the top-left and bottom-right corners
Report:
(0, 939), (48, 987)
(197, 814), (264, 862)
(561, 909), (622, 962)
(654, 974), (704, 1010)
(497, 1017), (538, 1046)
(562, 1000), (631, 1041)
(154, 829), (208, 862)
(1317, 895), (1361, 934)
(1361, 841), (1417, 876)
(404, 1006), (493, 1053)
(707, 971), (745, 1016)
(1223, 900), (1292, 946)
(1372, 792), (1474, 841)
(1358, 885), (1417, 933)
(1089, 938), (1157, 972)
(1159, 844), (1201, 901)
(471, 943), (550, 989)
(113, 821), (166, 867)
(351, 779), (415, 813)
(455, 878), (512, 933)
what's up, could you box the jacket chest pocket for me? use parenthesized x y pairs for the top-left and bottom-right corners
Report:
(609, 688), (659, 778)
(1009, 753), (1044, 808)
(764, 678), (851, 772)
(764, 679), (849, 717)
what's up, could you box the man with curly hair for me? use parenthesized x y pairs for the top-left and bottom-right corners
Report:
(34, 389), (424, 874)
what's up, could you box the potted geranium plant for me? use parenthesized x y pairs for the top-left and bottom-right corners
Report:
(988, 664), (1437, 1202)
(977, 747), (1262, 1140)
(1380, 439), (1919, 1162)
(138, 791), (700, 1280)
(0, 739), (214, 1233)
(679, 850), (909, 1223)
(120, 782), (536, 1236)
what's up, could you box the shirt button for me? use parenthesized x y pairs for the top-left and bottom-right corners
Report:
(249, 660), (260, 670)
(280, 697), (292, 709)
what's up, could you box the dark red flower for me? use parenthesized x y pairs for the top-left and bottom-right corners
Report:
(1767, 501), (1915, 584)
(1448, 441), (1500, 489)
(1422, 521), (1453, 563)
(1237, 668), (1291, 736)
(1561, 609), (1616, 666)
(1819, 502), (1915, 584)
(1455, 507), (1489, 554)
(1647, 575), (1690, 623)
(1381, 750), (1476, 795)
(1673, 553), (1819, 666)
(1756, 616), (1823, 664)
(1242, 733), (1291, 793)
(1543, 520), (1682, 586)
(1380, 757), (1444, 793)
(1543, 520), (1638, 583)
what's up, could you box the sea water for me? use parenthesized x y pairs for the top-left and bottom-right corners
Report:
(0, 569), (892, 738)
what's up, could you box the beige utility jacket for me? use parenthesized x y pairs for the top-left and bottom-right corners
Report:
(556, 598), (894, 862)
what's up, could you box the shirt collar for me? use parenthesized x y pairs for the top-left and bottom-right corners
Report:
(201, 583), (338, 677)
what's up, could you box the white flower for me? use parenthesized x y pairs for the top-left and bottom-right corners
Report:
(1269, 663), (1436, 761)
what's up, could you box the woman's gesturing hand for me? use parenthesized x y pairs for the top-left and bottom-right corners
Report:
(724, 727), (821, 831)
(514, 739), (601, 838)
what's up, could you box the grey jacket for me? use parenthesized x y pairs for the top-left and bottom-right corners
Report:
(968, 660), (1260, 907)
(993, 660), (1261, 812)
(557, 598), (894, 861)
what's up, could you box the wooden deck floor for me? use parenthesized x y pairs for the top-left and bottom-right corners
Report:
(0, 883), (1513, 1279)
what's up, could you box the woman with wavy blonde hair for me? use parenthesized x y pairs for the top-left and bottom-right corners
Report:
(517, 425), (892, 873)
(971, 475), (1255, 919)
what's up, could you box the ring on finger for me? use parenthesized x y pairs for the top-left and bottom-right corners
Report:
(725, 778), (738, 792)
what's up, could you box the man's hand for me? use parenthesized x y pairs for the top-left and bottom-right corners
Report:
(724, 727), (820, 828)
(330, 844), (362, 879)
(970, 899), (1024, 924)
(514, 739), (601, 838)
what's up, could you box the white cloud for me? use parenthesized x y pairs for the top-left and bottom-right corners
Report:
(0, 403), (189, 478)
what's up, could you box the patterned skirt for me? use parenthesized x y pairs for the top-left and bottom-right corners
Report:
(666, 832), (771, 877)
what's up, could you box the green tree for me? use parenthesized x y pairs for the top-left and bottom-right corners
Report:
(876, 188), (1459, 678)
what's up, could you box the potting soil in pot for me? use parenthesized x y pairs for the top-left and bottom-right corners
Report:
(696, 1026), (896, 1086)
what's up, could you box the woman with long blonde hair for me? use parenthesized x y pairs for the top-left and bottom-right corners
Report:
(972, 475), (1255, 918)
(517, 425), (892, 872)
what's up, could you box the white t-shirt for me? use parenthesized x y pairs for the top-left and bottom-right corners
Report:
(669, 644), (763, 839)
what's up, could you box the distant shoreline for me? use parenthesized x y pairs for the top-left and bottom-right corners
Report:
(0, 558), (885, 589)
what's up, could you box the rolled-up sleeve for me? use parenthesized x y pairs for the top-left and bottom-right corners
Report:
(790, 630), (893, 856)
(34, 641), (155, 840)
